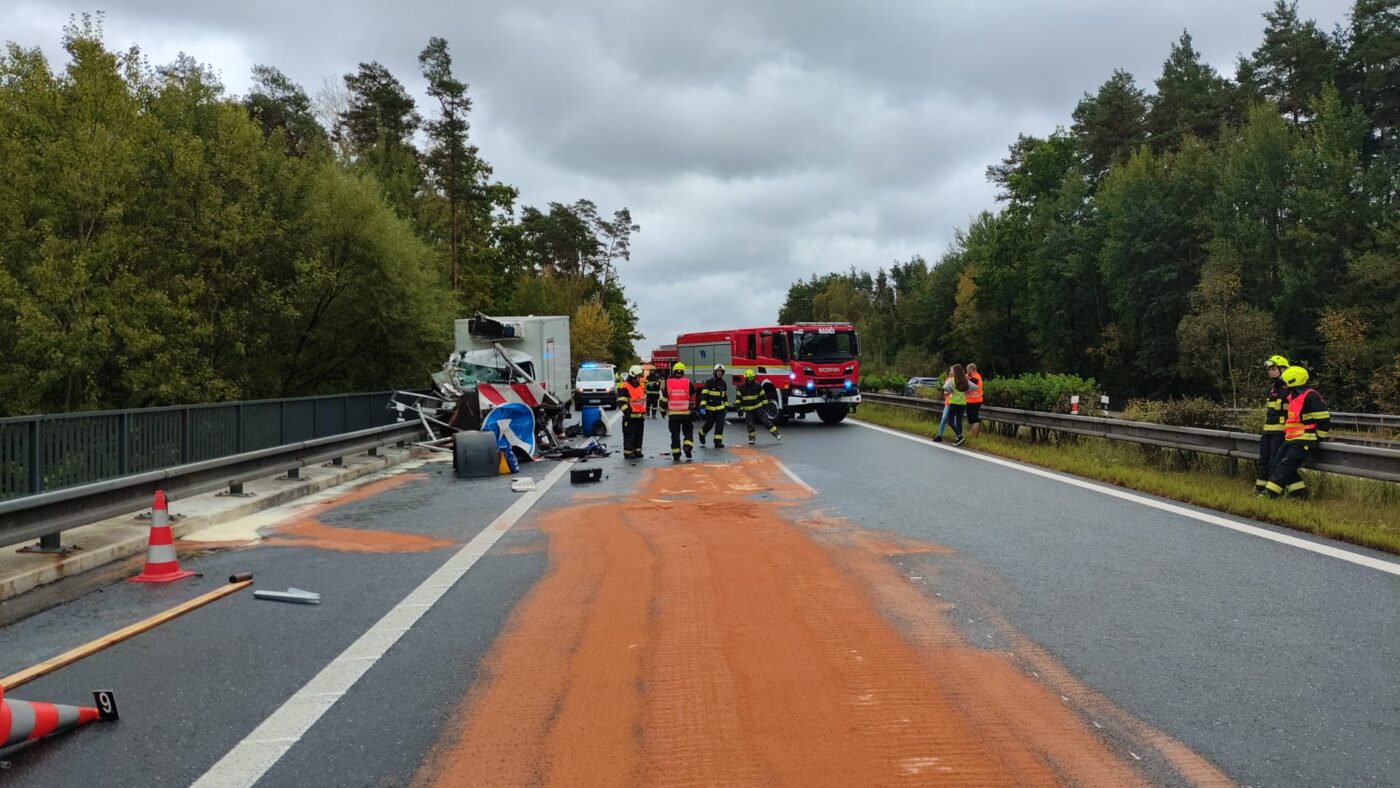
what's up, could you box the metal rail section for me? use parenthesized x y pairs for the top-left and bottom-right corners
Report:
(0, 421), (423, 551)
(0, 392), (402, 501)
(1223, 407), (1399, 432)
(861, 393), (1400, 484)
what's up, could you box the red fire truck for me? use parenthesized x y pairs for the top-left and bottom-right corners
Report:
(674, 323), (861, 423)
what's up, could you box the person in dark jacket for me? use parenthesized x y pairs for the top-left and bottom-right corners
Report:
(736, 370), (781, 445)
(644, 369), (662, 418)
(1255, 354), (1291, 494)
(698, 364), (729, 448)
(1263, 366), (1330, 500)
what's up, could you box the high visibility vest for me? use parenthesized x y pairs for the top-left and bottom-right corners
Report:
(1284, 389), (1318, 442)
(619, 381), (647, 414)
(665, 377), (693, 415)
(947, 385), (967, 407)
(966, 372), (984, 404)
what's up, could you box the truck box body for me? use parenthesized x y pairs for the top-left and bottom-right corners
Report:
(454, 316), (572, 408)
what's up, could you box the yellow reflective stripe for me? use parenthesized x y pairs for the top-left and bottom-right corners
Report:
(1301, 411), (1329, 420)
(1262, 424), (1285, 432)
(1286, 434), (1317, 442)
(1316, 430), (1329, 438)
(1266, 400), (1282, 409)
(1285, 481), (1307, 491)
(1265, 482), (1284, 493)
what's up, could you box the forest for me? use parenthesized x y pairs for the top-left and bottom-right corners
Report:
(0, 15), (641, 416)
(780, 0), (1400, 410)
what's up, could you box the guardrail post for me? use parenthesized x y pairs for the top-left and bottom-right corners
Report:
(330, 456), (343, 467)
(18, 531), (73, 555)
(367, 447), (378, 457)
(27, 419), (42, 496)
(118, 411), (130, 477)
(180, 408), (191, 465)
(287, 467), (300, 480)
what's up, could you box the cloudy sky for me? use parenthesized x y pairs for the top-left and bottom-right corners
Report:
(3, 0), (1353, 354)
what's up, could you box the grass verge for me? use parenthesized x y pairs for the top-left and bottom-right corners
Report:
(855, 403), (1400, 556)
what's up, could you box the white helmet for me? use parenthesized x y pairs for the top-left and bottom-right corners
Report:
(629, 364), (643, 377)
(713, 363), (725, 372)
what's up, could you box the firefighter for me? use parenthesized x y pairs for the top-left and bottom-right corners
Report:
(1255, 354), (1291, 494)
(660, 361), (698, 461)
(737, 369), (782, 444)
(645, 368), (662, 418)
(616, 365), (648, 461)
(698, 363), (729, 448)
(1263, 365), (1330, 499)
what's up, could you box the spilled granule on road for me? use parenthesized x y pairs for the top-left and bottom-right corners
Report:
(260, 473), (454, 554)
(418, 455), (1229, 787)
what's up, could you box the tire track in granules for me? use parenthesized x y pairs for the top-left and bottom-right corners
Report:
(417, 452), (1230, 787)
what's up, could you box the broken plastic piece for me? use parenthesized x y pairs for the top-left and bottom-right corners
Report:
(254, 588), (321, 605)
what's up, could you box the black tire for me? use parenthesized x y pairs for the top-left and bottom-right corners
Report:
(817, 404), (848, 424)
(454, 431), (501, 478)
(761, 386), (782, 423)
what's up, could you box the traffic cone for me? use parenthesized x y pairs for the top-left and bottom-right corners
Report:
(128, 490), (194, 584)
(497, 451), (511, 475)
(1, 686), (104, 749)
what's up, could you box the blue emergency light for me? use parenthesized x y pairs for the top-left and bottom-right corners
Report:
(581, 362), (600, 368)
(806, 381), (815, 390)
(845, 379), (853, 388)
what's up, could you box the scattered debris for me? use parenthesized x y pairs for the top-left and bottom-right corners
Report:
(511, 478), (538, 493)
(571, 467), (604, 484)
(254, 588), (321, 605)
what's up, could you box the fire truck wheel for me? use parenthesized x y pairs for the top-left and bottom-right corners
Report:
(762, 385), (783, 423)
(817, 404), (849, 424)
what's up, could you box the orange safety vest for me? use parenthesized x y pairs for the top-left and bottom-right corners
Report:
(665, 377), (693, 415)
(1283, 389), (1317, 442)
(966, 372), (984, 404)
(619, 381), (647, 414)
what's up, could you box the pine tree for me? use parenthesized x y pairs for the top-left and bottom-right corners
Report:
(1071, 69), (1149, 174)
(1251, 0), (1343, 123)
(1147, 31), (1233, 151)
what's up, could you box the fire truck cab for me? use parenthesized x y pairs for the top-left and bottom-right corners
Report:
(675, 323), (861, 423)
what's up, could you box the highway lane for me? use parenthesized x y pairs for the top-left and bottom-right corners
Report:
(788, 416), (1400, 787)
(0, 412), (1395, 786)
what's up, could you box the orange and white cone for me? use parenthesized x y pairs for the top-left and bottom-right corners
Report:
(1, 686), (105, 749)
(127, 490), (194, 584)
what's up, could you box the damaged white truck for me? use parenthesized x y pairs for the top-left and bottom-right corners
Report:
(390, 314), (574, 472)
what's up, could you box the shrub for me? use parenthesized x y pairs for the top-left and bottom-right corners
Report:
(861, 371), (908, 393)
(1122, 397), (1230, 429)
(982, 373), (1103, 416)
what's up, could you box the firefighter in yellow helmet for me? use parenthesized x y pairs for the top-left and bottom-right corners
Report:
(1255, 354), (1290, 493)
(659, 361), (699, 461)
(1262, 366), (1330, 499)
(616, 365), (648, 461)
(736, 369), (781, 445)
(698, 363), (729, 449)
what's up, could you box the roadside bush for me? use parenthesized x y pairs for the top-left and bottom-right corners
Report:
(982, 373), (1103, 416)
(1122, 397), (1230, 429)
(861, 371), (907, 393)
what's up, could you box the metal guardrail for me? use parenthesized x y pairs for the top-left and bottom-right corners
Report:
(1223, 407), (1399, 432)
(861, 393), (1400, 484)
(0, 421), (423, 551)
(0, 391), (402, 501)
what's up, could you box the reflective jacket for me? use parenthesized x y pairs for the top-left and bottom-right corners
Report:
(736, 380), (768, 412)
(617, 380), (647, 416)
(1283, 388), (1330, 442)
(1263, 379), (1288, 432)
(700, 376), (728, 413)
(644, 376), (662, 396)
(966, 372), (984, 404)
(661, 376), (696, 416)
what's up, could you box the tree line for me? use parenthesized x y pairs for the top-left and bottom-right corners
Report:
(780, 0), (1400, 411)
(0, 14), (641, 416)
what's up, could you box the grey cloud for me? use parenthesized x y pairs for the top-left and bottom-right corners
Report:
(2, 0), (1356, 352)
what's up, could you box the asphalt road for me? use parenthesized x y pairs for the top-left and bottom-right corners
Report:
(0, 411), (1395, 786)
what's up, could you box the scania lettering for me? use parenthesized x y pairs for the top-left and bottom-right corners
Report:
(674, 323), (860, 424)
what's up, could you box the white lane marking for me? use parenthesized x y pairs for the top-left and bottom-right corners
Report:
(191, 417), (605, 788)
(850, 419), (1400, 577)
(774, 460), (817, 495)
